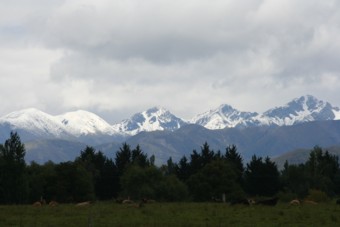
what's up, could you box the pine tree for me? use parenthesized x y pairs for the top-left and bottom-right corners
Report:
(0, 132), (28, 204)
(244, 155), (280, 196)
(225, 145), (244, 183)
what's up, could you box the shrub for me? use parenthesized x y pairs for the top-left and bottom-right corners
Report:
(277, 191), (299, 202)
(305, 189), (330, 203)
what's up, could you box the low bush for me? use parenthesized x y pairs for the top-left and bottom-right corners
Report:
(305, 189), (330, 203)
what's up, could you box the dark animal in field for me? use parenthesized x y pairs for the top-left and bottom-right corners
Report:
(336, 199), (340, 205)
(116, 198), (123, 204)
(141, 198), (156, 204)
(125, 200), (145, 208)
(256, 197), (279, 206)
(230, 198), (251, 205)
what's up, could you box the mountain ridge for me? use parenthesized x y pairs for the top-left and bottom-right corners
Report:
(23, 119), (340, 165)
(192, 95), (340, 129)
(0, 95), (340, 144)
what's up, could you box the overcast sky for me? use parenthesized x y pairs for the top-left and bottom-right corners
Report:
(1, 0), (340, 123)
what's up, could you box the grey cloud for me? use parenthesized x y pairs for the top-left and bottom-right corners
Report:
(1, 0), (340, 122)
(42, 0), (264, 62)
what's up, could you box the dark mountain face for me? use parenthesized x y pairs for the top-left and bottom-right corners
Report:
(96, 120), (340, 164)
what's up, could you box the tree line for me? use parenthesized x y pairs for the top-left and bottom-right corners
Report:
(0, 132), (339, 204)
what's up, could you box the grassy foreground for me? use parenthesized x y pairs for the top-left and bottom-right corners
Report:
(1, 201), (340, 226)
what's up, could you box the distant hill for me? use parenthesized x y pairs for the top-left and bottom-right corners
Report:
(98, 120), (340, 164)
(25, 139), (87, 164)
(273, 145), (340, 169)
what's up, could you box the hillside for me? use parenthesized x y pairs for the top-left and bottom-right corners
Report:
(273, 145), (340, 169)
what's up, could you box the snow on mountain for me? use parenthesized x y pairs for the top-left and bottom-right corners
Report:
(0, 95), (339, 141)
(260, 95), (339, 126)
(0, 108), (123, 141)
(334, 108), (340, 120)
(112, 107), (187, 135)
(0, 108), (67, 137)
(56, 110), (118, 136)
(192, 95), (340, 129)
(190, 104), (258, 129)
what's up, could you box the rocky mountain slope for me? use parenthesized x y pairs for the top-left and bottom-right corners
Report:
(191, 95), (340, 129)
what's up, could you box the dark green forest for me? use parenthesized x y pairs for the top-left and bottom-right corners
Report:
(0, 132), (339, 204)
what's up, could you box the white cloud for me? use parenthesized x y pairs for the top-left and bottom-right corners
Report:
(1, 0), (340, 122)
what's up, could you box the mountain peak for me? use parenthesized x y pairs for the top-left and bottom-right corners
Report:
(145, 106), (169, 115)
(56, 110), (117, 136)
(3, 108), (48, 119)
(191, 104), (258, 129)
(113, 107), (187, 135)
(0, 108), (67, 138)
(289, 94), (324, 109)
(262, 95), (337, 125)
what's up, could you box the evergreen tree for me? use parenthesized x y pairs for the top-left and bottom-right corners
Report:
(0, 132), (28, 204)
(131, 145), (149, 168)
(305, 146), (340, 195)
(76, 146), (118, 200)
(189, 142), (215, 175)
(187, 160), (241, 201)
(120, 165), (162, 200)
(54, 162), (95, 202)
(225, 145), (244, 184)
(164, 157), (177, 176)
(244, 155), (280, 196)
(115, 143), (132, 177)
(176, 156), (190, 181)
(280, 161), (309, 198)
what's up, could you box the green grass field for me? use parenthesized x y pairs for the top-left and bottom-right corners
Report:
(1, 201), (340, 226)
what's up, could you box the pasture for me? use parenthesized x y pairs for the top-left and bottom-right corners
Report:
(1, 201), (340, 226)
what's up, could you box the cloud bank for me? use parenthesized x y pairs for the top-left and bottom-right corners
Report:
(1, 0), (340, 122)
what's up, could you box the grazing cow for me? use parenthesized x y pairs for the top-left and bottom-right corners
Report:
(211, 197), (223, 203)
(289, 199), (300, 205)
(122, 199), (134, 204)
(256, 197), (279, 206)
(336, 199), (340, 205)
(75, 201), (90, 207)
(248, 199), (256, 205)
(33, 201), (42, 207)
(303, 200), (317, 205)
(49, 200), (58, 207)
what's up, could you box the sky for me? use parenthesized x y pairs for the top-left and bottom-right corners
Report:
(1, 0), (340, 123)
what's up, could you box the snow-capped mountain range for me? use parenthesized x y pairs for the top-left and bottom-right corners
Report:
(0, 95), (339, 144)
(191, 95), (340, 129)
